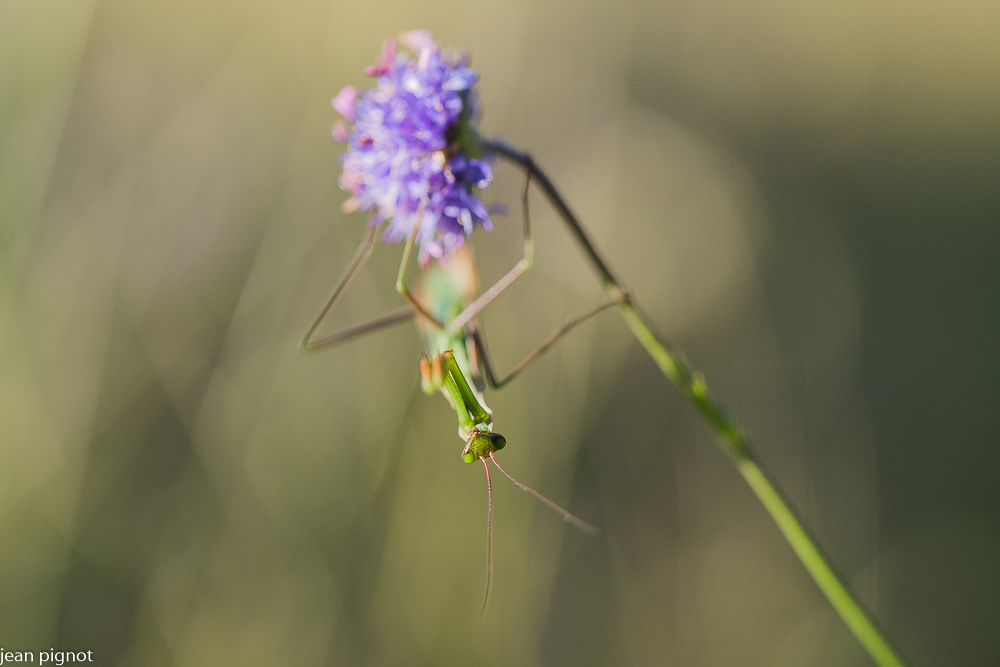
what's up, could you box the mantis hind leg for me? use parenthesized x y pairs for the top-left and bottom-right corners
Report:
(394, 200), (446, 329)
(469, 297), (616, 389)
(457, 163), (619, 387)
(302, 225), (416, 352)
(444, 170), (535, 337)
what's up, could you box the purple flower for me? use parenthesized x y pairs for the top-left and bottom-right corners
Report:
(333, 31), (494, 264)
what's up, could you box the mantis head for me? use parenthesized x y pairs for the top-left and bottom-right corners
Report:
(462, 429), (506, 463)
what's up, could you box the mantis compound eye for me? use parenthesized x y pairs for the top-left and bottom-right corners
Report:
(488, 433), (506, 452)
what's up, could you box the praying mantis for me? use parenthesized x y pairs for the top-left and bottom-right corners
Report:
(302, 163), (605, 609)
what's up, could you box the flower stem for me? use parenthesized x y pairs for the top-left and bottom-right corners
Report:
(483, 138), (906, 667)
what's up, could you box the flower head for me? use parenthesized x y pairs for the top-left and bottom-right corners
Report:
(333, 30), (493, 264)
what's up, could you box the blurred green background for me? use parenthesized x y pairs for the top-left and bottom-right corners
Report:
(1, 0), (997, 665)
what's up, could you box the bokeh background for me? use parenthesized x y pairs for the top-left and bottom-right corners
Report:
(1, 0), (997, 665)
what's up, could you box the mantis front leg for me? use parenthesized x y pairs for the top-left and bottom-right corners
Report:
(419, 349), (595, 614)
(419, 350), (493, 441)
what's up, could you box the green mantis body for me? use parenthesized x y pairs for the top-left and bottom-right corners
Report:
(419, 245), (597, 609)
(304, 170), (597, 609)
(415, 247), (594, 516)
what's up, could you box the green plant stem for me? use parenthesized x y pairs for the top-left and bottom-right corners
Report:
(620, 303), (904, 667)
(483, 138), (906, 667)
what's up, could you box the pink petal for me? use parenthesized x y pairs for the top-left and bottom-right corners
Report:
(331, 120), (349, 142)
(331, 86), (358, 122)
(399, 30), (436, 69)
(364, 37), (396, 77)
